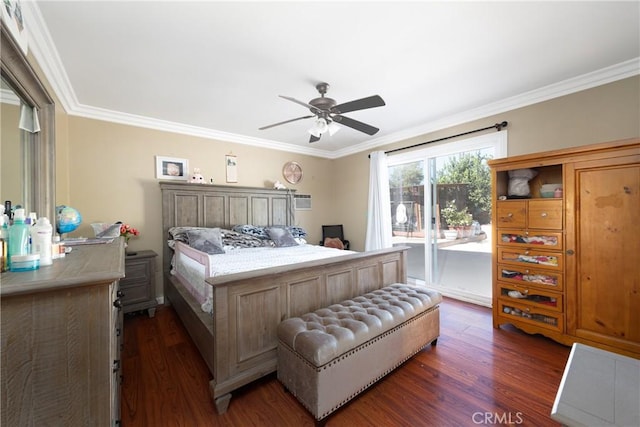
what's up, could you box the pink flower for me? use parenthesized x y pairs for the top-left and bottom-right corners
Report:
(120, 223), (140, 241)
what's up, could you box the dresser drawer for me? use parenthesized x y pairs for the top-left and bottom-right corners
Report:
(498, 282), (563, 312)
(498, 264), (563, 291)
(496, 201), (526, 228)
(498, 247), (563, 271)
(528, 199), (563, 229)
(498, 300), (564, 333)
(498, 229), (563, 250)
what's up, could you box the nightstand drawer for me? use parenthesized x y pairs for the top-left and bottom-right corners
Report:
(121, 262), (150, 285)
(121, 282), (153, 305)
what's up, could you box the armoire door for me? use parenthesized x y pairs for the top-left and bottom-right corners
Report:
(565, 156), (640, 355)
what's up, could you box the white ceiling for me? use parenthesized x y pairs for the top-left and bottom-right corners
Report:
(24, 1), (640, 158)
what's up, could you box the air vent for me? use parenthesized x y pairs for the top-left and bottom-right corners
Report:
(294, 194), (312, 210)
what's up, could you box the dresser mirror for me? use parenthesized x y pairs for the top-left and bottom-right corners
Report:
(1, 24), (56, 223)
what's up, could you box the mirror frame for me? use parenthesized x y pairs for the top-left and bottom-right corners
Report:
(1, 24), (56, 223)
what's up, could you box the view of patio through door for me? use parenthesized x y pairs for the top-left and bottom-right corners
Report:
(388, 133), (506, 306)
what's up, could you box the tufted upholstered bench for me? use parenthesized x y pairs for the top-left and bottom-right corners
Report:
(277, 283), (442, 421)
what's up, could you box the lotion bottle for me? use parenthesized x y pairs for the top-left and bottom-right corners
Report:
(31, 217), (53, 266)
(8, 208), (29, 270)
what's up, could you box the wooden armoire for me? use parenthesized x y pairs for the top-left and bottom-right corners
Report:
(489, 138), (639, 359)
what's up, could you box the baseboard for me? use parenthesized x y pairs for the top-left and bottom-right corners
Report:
(407, 278), (492, 308)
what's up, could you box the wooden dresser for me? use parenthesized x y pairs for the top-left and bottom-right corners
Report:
(1, 240), (125, 426)
(489, 138), (639, 359)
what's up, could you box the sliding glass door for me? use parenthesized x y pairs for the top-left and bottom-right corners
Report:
(389, 132), (507, 306)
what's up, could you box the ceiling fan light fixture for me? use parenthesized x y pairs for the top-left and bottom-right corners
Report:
(308, 117), (328, 137)
(327, 121), (340, 136)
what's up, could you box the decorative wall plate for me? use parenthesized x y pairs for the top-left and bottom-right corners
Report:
(283, 161), (303, 184)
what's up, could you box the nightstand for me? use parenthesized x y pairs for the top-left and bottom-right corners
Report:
(122, 250), (158, 317)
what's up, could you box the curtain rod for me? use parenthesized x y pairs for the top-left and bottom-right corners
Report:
(369, 121), (508, 158)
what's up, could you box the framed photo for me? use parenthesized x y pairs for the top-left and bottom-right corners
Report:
(225, 155), (238, 183)
(155, 156), (189, 180)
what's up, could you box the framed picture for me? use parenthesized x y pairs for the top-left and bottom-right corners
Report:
(225, 155), (238, 183)
(155, 156), (189, 180)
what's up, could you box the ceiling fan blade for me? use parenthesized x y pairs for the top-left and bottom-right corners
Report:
(309, 134), (321, 143)
(332, 115), (380, 136)
(279, 95), (322, 114)
(259, 115), (314, 130)
(331, 95), (385, 114)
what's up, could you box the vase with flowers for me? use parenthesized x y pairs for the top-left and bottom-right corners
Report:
(120, 223), (140, 256)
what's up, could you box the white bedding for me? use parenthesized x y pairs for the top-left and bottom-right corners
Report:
(172, 243), (355, 313)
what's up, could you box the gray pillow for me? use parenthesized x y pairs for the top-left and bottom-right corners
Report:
(187, 228), (225, 254)
(266, 226), (298, 247)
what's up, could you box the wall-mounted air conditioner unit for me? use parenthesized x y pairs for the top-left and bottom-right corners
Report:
(294, 194), (312, 210)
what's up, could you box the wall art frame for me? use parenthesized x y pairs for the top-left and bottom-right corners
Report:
(225, 155), (238, 183)
(155, 156), (189, 180)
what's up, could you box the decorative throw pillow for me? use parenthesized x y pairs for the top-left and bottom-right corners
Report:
(220, 229), (265, 248)
(187, 228), (225, 254)
(324, 237), (344, 250)
(266, 226), (298, 247)
(286, 226), (308, 238)
(168, 226), (200, 243)
(232, 224), (270, 239)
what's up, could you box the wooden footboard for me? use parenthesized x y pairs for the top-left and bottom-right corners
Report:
(164, 245), (408, 414)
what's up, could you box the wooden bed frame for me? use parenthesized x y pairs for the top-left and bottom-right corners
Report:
(160, 182), (408, 414)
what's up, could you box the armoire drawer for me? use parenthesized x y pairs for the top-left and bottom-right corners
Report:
(498, 282), (563, 312)
(496, 201), (526, 228)
(528, 200), (563, 229)
(498, 265), (563, 291)
(496, 200), (563, 230)
(498, 300), (564, 333)
(497, 247), (563, 271)
(498, 229), (563, 250)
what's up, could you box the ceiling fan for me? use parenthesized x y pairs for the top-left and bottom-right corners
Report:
(259, 82), (385, 143)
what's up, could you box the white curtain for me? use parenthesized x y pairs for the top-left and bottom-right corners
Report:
(19, 104), (40, 133)
(365, 151), (393, 251)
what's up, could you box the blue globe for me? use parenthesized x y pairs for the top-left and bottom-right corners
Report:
(56, 205), (82, 234)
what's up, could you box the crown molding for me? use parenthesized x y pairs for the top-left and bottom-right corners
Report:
(70, 103), (335, 158)
(24, 2), (639, 160)
(336, 57), (640, 159)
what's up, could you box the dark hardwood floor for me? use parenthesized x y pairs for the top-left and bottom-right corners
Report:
(121, 298), (571, 426)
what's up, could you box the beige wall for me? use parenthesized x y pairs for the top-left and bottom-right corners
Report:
(61, 117), (337, 295)
(334, 76), (640, 251)
(41, 69), (639, 301)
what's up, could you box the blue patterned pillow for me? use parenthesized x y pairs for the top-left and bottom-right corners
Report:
(232, 224), (270, 239)
(286, 226), (307, 238)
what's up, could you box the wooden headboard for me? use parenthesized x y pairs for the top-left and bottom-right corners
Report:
(160, 182), (296, 272)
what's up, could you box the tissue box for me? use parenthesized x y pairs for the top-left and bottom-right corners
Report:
(91, 222), (121, 238)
